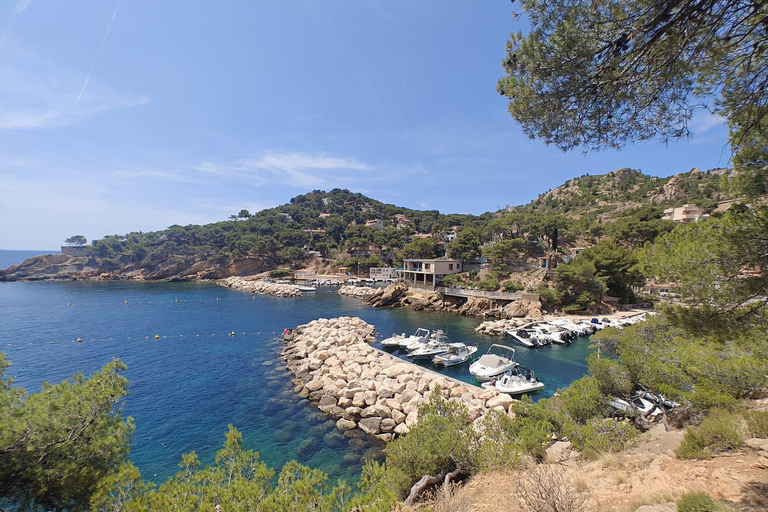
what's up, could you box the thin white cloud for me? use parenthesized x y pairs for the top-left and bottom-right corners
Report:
(12, 0), (32, 14)
(689, 110), (726, 136)
(197, 151), (373, 189)
(0, 36), (148, 130)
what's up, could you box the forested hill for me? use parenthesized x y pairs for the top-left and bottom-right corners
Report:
(517, 167), (734, 220)
(0, 169), (739, 282)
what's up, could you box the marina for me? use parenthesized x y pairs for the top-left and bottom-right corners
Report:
(0, 280), (598, 484)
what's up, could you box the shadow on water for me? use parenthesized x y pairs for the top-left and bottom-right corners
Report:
(0, 281), (588, 484)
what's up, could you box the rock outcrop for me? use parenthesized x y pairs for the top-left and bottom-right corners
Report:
(363, 281), (409, 307)
(502, 299), (544, 319)
(281, 317), (515, 441)
(220, 276), (302, 297)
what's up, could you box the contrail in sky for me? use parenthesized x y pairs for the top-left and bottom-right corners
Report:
(75, 0), (122, 108)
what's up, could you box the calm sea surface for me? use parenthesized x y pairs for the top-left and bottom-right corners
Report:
(0, 280), (593, 484)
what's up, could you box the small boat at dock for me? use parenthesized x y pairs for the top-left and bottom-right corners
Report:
(483, 365), (544, 395)
(469, 344), (517, 382)
(432, 343), (478, 367)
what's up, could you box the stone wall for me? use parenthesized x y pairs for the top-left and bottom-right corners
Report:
(282, 317), (517, 442)
(220, 276), (302, 297)
(337, 285), (378, 300)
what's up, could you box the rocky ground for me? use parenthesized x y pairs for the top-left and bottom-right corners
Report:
(452, 426), (768, 512)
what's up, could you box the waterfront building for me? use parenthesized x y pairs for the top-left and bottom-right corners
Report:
(397, 258), (462, 290)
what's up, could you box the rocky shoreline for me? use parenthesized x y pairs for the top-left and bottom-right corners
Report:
(220, 276), (303, 297)
(281, 317), (516, 441)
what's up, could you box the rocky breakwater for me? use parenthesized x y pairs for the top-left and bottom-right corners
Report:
(337, 285), (377, 300)
(221, 276), (302, 297)
(282, 317), (517, 442)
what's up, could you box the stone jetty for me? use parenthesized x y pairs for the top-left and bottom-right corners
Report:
(220, 276), (302, 297)
(282, 317), (516, 442)
(337, 285), (377, 300)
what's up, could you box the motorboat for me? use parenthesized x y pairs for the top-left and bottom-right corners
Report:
(397, 328), (432, 351)
(469, 344), (517, 382)
(607, 394), (658, 417)
(483, 365), (544, 395)
(380, 333), (406, 349)
(407, 330), (454, 360)
(507, 329), (538, 348)
(297, 285), (316, 292)
(432, 343), (478, 367)
(407, 341), (454, 360)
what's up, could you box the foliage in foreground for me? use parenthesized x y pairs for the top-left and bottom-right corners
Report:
(91, 426), (351, 512)
(0, 355), (133, 512)
(591, 316), (768, 410)
(675, 408), (768, 460)
(677, 491), (732, 512)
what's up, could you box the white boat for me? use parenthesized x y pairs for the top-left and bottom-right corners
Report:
(483, 365), (544, 395)
(380, 333), (406, 349)
(469, 344), (517, 382)
(297, 285), (316, 292)
(607, 394), (658, 417)
(397, 328), (432, 350)
(432, 344), (478, 367)
(407, 340), (454, 360)
(507, 329), (537, 348)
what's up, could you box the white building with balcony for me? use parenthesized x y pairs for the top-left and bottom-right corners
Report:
(397, 258), (463, 290)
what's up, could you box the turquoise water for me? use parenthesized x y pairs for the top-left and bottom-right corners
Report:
(0, 281), (592, 484)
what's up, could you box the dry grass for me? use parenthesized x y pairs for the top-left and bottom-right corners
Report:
(622, 491), (678, 512)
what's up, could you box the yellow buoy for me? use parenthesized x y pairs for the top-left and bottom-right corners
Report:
(230, 331), (235, 336)
(77, 338), (82, 342)
(155, 334), (160, 339)
(124, 300), (128, 304)
(68, 302), (72, 306)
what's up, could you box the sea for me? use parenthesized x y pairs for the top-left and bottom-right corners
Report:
(0, 255), (594, 486)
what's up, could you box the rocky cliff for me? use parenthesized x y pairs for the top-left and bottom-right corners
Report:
(0, 252), (267, 282)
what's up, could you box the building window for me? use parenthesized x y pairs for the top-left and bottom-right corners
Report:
(448, 264), (453, 270)
(425, 263), (431, 270)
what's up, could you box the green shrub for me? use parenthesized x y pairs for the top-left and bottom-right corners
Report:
(563, 419), (638, 459)
(476, 277), (500, 291)
(559, 377), (606, 424)
(676, 409), (745, 459)
(503, 281), (524, 293)
(675, 428), (710, 460)
(696, 409), (745, 452)
(384, 392), (476, 497)
(269, 268), (293, 278)
(587, 353), (633, 397)
(537, 285), (562, 309)
(744, 410), (768, 438)
(676, 491), (721, 512)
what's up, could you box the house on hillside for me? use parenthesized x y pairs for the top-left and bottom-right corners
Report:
(393, 214), (410, 229)
(365, 219), (384, 230)
(349, 242), (379, 258)
(397, 258), (462, 290)
(662, 204), (709, 224)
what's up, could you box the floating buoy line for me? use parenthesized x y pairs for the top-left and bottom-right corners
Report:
(5, 330), (285, 348)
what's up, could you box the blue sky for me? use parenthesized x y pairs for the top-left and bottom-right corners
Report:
(1, 1), (731, 250)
